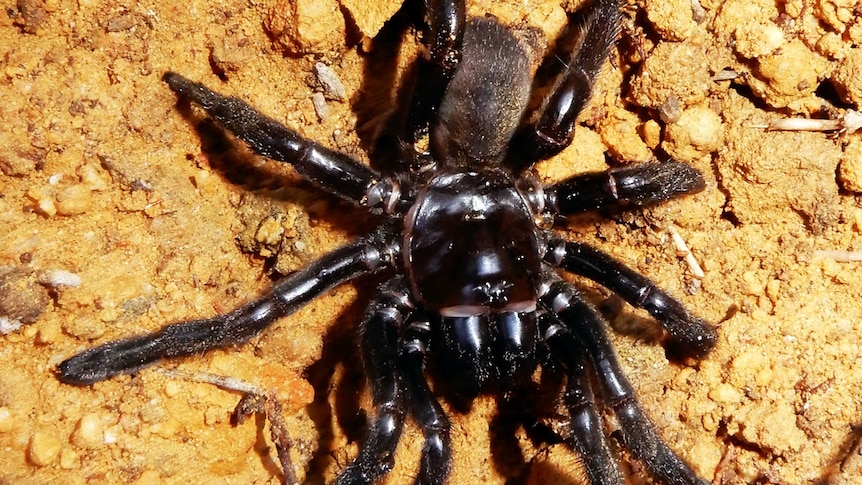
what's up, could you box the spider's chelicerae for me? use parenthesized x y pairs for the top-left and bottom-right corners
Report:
(58, 0), (717, 483)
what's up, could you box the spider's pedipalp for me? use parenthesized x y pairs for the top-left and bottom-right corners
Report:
(511, 0), (624, 167)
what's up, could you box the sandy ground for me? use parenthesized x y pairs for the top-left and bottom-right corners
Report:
(1, 0), (862, 483)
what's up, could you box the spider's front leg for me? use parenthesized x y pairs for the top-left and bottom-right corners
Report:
(336, 277), (412, 485)
(541, 278), (709, 485)
(57, 237), (398, 386)
(544, 235), (716, 359)
(547, 161), (706, 215)
(341, 286), (453, 485)
(539, 311), (623, 484)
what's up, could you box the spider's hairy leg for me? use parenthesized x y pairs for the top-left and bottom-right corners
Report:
(545, 237), (717, 359)
(57, 238), (398, 386)
(336, 278), (412, 485)
(403, 0), (466, 144)
(401, 316), (452, 485)
(372, 0), (466, 172)
(163, 73), (398, 210)
(540, 312), (623, 484)
(547, 161), (706, 215)
(541, 280), (709, 485)
(512, 0), (624, 166)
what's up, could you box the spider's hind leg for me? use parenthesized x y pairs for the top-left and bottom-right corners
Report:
(510, 0), (623, 169)
(371, 0), (466, 173)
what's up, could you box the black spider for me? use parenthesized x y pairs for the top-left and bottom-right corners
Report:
(57, 0), (717, 483)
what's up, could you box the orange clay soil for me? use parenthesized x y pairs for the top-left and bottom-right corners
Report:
(2, 0), (862, 483)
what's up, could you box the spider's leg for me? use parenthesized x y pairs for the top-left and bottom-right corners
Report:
(541, 279), (708, 485)
(403, 0), (466, 145)
(163, 73), (401, 212)
(401, 316), (452, 485)
(545, 238), (716, 359)
(336, 277), (413, 485)
(511, 0), (623, 167)
(540, 311), (622, 484)
(57, 237), (399, 386)
(547, 161), (706, 215)
(372, 0), (466, 172)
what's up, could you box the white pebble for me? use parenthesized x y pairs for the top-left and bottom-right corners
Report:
(37, 269), (82, 288)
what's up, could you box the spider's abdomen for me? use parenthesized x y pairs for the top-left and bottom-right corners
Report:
(404, 170), (543, 315)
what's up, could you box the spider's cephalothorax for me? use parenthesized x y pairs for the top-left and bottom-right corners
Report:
(58, 0), (717, 483)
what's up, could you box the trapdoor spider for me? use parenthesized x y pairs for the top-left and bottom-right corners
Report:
(58, 0), (717, 483)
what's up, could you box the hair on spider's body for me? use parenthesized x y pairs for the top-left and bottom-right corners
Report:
(58, 0), (716, 484)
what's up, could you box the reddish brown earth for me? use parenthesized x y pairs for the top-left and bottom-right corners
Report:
(1, 0), (861, 483)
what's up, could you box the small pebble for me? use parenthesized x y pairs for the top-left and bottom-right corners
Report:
(28, 432), (62, 466)
(313, 62), (346, 101)
(37, 269), (81, 288)
(312, 92), (328, 121)
(55, 184), (92, 215)
(59, 447), (79, 469)
(0, 407), (14, 433)
(72, 413), (104, 449)
(163, 380), (181, 398)
(35, 320), (60, 344)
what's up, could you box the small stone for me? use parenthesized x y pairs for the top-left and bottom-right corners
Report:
(105, 13), (136, 32)
(598, 108), (653, 163)
(832, 48), (862, 106)
(203, 406), (223, 426)
(28, 432), (62, 466)
(643, 0), (697, 41)
(35, 320), (60, 344)
(264, 0), (346, 55)
(734, 22), (785, 59)
(662, 105), (724, 162)
(37, 269), (81, 288)
(313, 62), (346, 101)
(55, 184), (93, 215)
(837, 138), (862, 193)
(708, 383), (742, 403)
(0, 266), (50, 330)
(78, 163), (109, 191)
(62, 317), (106, 340)
(0, 407), (14, 433)
(36, 197), (57, 217)
(59, 447), (79, 469)
(642, 119), (662, 148)
(72, 413), (104, 449)
(163, 380), (181, 398)
(312, 92), (328, 121)
(15, 0), (47, 34)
